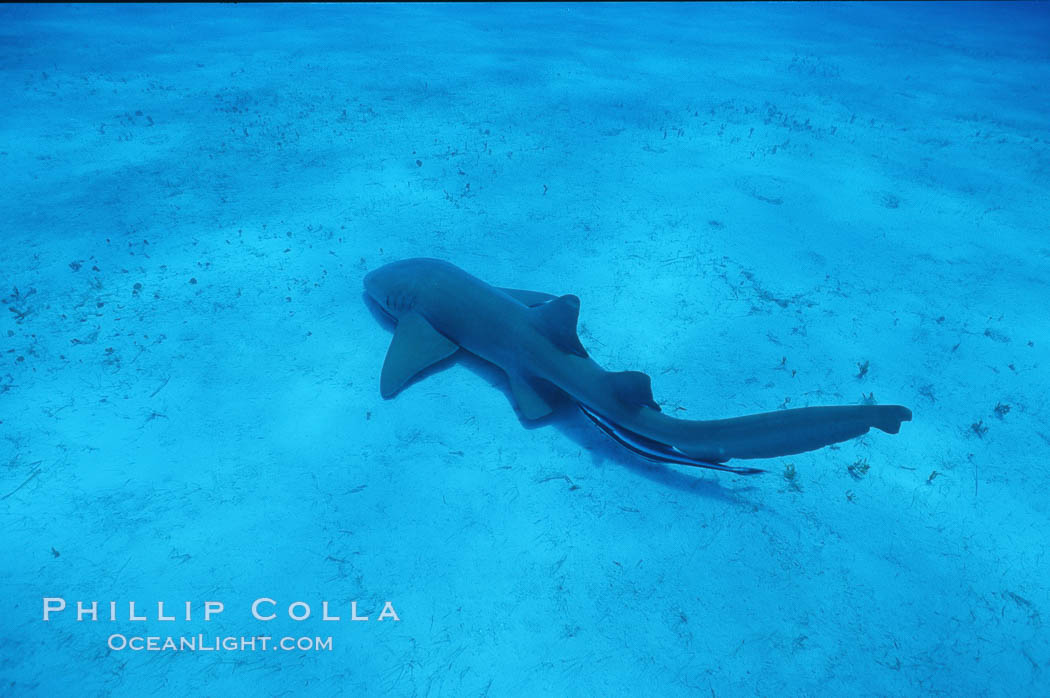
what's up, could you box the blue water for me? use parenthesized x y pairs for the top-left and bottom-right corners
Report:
(2, 3), (1048, 695)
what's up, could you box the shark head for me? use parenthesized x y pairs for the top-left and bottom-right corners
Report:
(363, 259), (433, 319)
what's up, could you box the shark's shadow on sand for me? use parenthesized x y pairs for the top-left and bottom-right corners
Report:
(364, 293), (757, 503)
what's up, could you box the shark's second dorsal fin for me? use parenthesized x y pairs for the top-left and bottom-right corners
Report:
(532, 294), (588, 358)
(607, 371), (661, 411)
(380, 312), (460, 398)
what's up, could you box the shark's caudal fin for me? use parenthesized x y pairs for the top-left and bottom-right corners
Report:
(380, 312), (459, 398)
(581, 401), (911, 473)
(673, 404), (914, 462)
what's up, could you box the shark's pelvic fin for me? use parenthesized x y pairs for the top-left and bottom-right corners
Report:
(607, 371), (662, 411)
(380, 312), (459, 398)
(507, 373), (555, 420)
(532, 294), (588, 358)
(498, 287), (558, 307)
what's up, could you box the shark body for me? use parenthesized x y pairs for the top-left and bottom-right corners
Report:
(364, 258), (911, 475)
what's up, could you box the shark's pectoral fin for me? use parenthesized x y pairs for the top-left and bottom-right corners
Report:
(380, 312), (459, 398)
(532, 294), (588, 358)
(498, 287), (559, 307)
(507, 373), (555, 420)
(608, 371), (661, 411)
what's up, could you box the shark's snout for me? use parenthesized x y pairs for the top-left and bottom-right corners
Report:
(363, 268), (381, 299)
(363, 267), (395, 317)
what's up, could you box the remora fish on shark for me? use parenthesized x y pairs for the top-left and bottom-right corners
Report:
(364, 258), (912, 475)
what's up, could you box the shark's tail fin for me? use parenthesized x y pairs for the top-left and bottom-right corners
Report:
(674, 404), (913, 461)
(872, 405), (911, 434)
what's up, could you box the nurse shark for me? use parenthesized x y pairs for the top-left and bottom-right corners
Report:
(364, 258), (911, 475)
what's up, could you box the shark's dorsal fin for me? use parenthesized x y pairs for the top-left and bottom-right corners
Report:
(498, 287), (559, 308)
(507, 373), (554, 420)
(607, 370), (661, 411)
(380, 312), (459, 398)
(532, 294), (588, 358)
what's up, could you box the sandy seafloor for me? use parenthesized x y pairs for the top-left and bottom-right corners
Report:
(1, 3), (1048, 696)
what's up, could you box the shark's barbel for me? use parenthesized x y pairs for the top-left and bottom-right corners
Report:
(364, 258), (912, 474)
